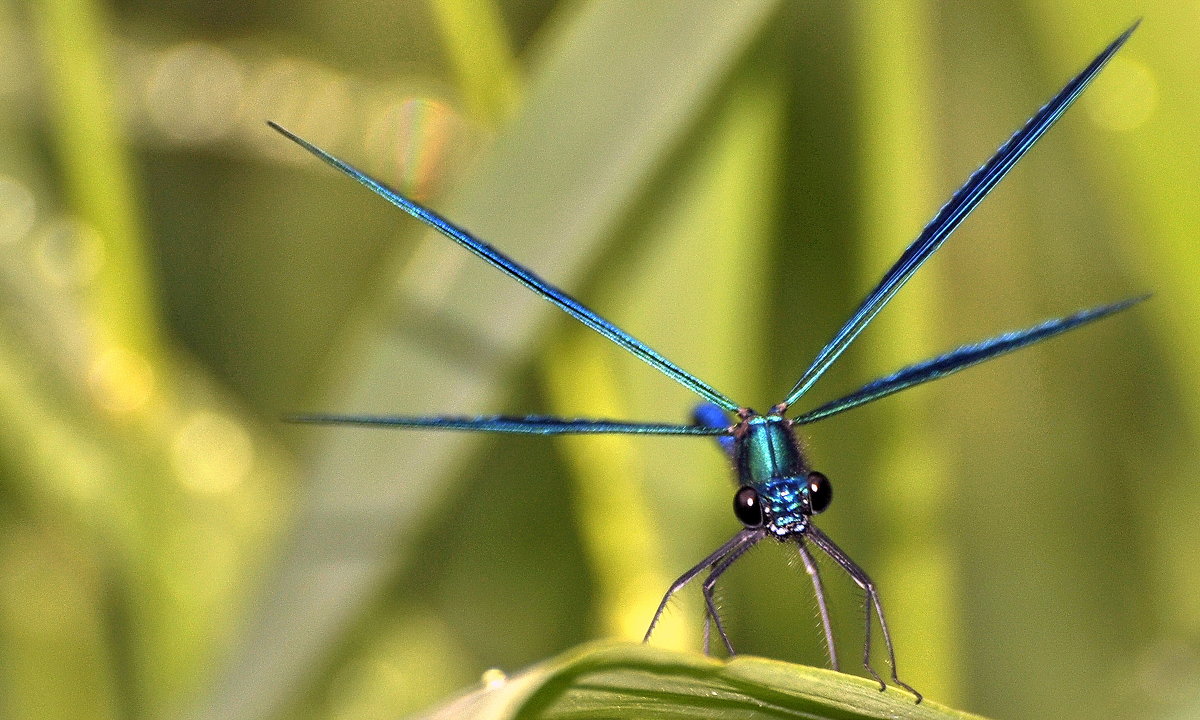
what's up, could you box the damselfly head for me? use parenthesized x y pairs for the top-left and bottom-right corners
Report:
(735, 471), (833, 537)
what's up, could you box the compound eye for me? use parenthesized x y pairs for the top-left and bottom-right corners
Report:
(733, 486), (764, 527)
(806, 471), (832, 514)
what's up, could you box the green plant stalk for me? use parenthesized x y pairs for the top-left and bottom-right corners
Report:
(0, 523), (123, 720)
(542, 61), (783, 649)
(27, 0), (163, 363)
(1029, 0), (1200, 637)
(850, 0), (960, 701)
(426, 0), (522, 125)
(543, 343), (686, 644)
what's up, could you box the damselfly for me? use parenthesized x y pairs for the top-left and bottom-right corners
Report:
(274, 22), (1143, 704)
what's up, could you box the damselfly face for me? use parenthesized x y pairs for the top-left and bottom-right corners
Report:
(732, 472), (833, 537)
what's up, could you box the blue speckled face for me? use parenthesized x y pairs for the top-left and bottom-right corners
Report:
(760, 476), (809, 536)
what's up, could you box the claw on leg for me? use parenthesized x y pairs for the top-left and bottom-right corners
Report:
(805, 525), (922, 704)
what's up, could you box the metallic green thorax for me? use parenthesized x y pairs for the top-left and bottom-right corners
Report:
(733, 413), (812, 537)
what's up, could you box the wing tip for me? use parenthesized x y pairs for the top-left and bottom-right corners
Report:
(1098, 292), (1151, 317)
(1106, 19), (1141, 57)
(266, 119), (296, 142)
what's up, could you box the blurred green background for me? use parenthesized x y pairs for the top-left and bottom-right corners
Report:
(1, 0), (1196, 718)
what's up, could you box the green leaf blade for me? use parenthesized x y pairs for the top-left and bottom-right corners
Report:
(411, 643), (989, 720)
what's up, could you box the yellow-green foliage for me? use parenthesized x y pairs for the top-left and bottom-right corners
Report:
(0, 2), (1194, 720)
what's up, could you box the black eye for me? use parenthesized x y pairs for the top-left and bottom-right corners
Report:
(733, 486), (764, 527)
(807, 471), (832, 514)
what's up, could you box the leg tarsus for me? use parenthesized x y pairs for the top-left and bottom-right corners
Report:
(868, 589), (923, 702)
(805, 525), (922, 703)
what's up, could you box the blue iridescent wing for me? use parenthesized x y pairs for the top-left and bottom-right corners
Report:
(269, 122), (741, 413)
(792, 295), (1146, 425)
(781, 22), (1138, 409)
(288, 413), (731, 436)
